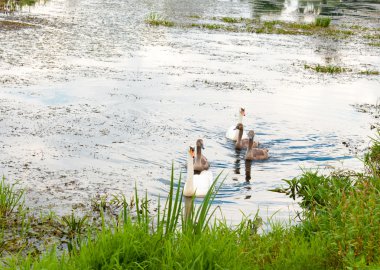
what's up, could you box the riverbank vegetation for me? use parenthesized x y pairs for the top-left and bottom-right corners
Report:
(0, 0), (39, 13)
(1, 133), (380, 269)
(145, 13), (364, 39)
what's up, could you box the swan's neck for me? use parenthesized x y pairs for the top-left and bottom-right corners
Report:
(185, 155), (194, 194)
(196, 145), (202, 159)
(245, 138), (253, 158)
(237, 128), (243, 144)
(238, 113), (243, 124)
(248, 138), (254, 150)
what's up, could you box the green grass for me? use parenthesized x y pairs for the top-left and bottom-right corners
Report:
(0, 0), (39, 12)
(364, 34), (380, 40)
(0, 177), (24, 221)
(4, 133), (380, 269)
(304, 64), (350, 74)
(369, 42), (380, 47)
(315, 17), (331, 27)
(221, 17), (241, 23)
(359, 70), (380, 75)
(189, 23), (238, 32)
(145, 13), (175, 27)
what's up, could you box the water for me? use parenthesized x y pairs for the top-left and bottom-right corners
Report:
(0, 0), (379, 223)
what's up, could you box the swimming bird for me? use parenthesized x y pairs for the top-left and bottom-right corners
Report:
(235, 123), (258, 150)
(245, 130), (269, 161)
(184, 147), (213, 197)
(193, 139), (210, 174)
(226, 108), (248, 141)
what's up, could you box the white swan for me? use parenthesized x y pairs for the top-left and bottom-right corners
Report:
(184, 147), (213, 197)
(226, 107), (248, 141)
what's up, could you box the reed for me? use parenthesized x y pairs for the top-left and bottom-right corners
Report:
(4, 134), (380, 269)
(315, 17), (332, 27)
(145, 13), (175, 27)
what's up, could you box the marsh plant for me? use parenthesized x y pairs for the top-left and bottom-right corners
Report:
(0, 177), (24, 221)
(315, 17), (331, 27)
(304, 63), (350, 74)
(145, 13), (175, 27)
(4, 134), (380, 268)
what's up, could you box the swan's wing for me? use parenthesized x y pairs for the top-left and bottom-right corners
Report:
(226, 126), (238, 141)
(193, 171), (213, 197)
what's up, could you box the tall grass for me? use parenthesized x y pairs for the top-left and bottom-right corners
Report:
(4, 134), (380, 269)
(0, 177), (24, 222)
(315, 17), (331, 27)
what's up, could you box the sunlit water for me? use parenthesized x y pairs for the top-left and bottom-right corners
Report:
(0, 0), (379, 223)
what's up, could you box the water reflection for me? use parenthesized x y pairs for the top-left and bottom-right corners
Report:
(247, 0), (374, 22)
(233, 150), (253, 182)
(234, 149), (241, 174)
(245, 160), (252, 182)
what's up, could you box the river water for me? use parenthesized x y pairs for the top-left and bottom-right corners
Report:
(0, 0), (379, 223)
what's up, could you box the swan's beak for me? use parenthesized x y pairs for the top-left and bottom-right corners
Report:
(201, 144), (205, 149)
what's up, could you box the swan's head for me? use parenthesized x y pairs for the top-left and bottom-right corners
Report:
(234, 123), (244, 131)
(240, 107), (246, 116)
(247, 130), (255, 140)
(189, 146), (195, 158)
(196, 139), (205, 149)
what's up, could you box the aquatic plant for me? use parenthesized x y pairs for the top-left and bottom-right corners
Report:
(315, 17), (332, 27)
(304, 64), (350, 74)
(221, 17), (241, 23)
(0, 177), (24, 221)
(369, 42), (380, 47)
(189, 23), (238, 32)
(359, 70), (380, 75)
(364, 34), (380, 40)
(5, 133), (380, 268)
(145, 13), (175, 27)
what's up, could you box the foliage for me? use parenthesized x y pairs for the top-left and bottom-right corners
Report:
(315, 17), (331, 27)
(4, 134), (380, 268)
(145, 13), (175, 27)
(304, 64), (350, 74)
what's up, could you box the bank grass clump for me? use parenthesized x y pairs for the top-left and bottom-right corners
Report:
(221, 17), (241, 23)
(0, 177), (24, 221)
(145, 13), (175, 27)
(315, 17), (331, 27)
(304, 63), (350, 74)
(5, 134), (380, 268)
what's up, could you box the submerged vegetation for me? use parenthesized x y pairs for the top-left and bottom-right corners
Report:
(145, 13), (359, 39)
(315, 17), (331, 27)
(145, 13), (175, 27)
(304, 64), (350, 74)
(2, 133), (380, 268)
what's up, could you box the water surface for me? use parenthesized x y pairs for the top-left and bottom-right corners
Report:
(0, 0), (379, 223)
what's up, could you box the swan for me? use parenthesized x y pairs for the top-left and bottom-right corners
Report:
(184, 146), (213, 197)
(245, 130), (269, 161)
(226, 107), (248, 141)
(193, 139), (210, 174)
(235, 123), (258, 150)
